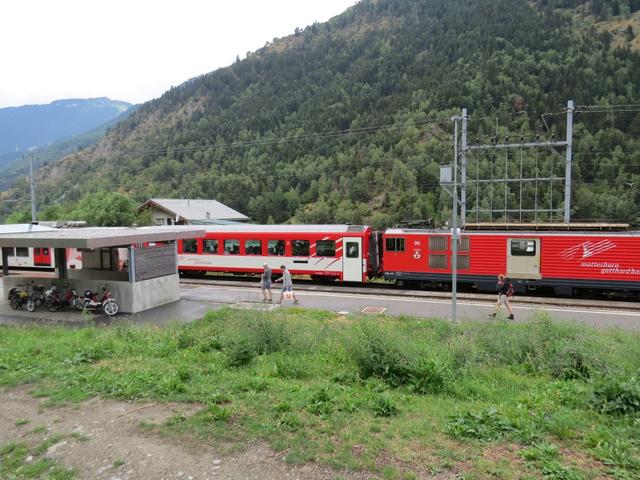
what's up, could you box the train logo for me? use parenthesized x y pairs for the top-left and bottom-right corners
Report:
(413, 249), (421, 260)
(560, 240), (616, 262)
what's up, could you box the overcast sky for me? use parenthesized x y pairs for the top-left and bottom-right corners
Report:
(0, 0), (358, 108)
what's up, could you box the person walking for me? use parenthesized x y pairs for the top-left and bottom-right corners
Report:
(491, 273), (514, 319)
(275, 265), (298, 305)
(260, 263), (273, 302)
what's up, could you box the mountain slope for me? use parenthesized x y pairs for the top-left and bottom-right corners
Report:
(6, 0), (640, 226)
(0, 106), (137, 191)
(0, 98), (131, 163)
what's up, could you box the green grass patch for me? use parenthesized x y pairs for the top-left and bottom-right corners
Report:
(0, 308), (639, 478)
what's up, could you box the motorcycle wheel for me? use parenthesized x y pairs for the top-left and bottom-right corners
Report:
(9, 297), (20, 310)
(103, 299), (119, 316)
(73, 298), (84, 311)
(26, 298), (37, 312)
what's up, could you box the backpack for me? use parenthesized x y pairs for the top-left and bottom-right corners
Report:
(507, 281), (515, 297)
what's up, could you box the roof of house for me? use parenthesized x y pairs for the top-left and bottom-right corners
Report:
(138, 199), (249, 222)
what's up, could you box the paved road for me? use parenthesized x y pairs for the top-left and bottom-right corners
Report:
(181, 283), (640, 330)
(2, 281), (639, 330)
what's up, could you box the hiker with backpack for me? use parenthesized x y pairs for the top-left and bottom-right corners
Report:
(491, 273), (514, 319)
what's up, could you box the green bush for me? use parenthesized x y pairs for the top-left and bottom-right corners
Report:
(348, 323), (413, 387)
(590, 377), (640, 415)
(307, 385), (335, 415)
(225, 338), (256, 367)
(409, 358), (449, 394)
(251, 317), (290, 355)
(370, 393), (399, 417)
(446, 406), (514, 440)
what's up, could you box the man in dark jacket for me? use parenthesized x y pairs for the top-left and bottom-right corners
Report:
(490, 273), (514, 319)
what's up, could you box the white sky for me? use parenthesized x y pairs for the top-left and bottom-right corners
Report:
(0, 0), (358, 108)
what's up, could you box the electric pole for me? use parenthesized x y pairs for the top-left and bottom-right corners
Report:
(29, 152), (37, 222)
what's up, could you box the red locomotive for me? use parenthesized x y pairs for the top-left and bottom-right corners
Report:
(382, 223), (640, 295)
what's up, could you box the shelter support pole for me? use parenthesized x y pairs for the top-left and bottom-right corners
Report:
(1, 247), (9, 276)
(55, 248), (67, 284)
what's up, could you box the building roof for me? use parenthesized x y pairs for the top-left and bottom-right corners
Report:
(138, 198), (249, 222)
(0, 223), (56, 234)
(0, 226), (205, 249)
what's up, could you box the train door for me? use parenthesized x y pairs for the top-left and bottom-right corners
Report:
(507, 238), (541, 279)
(33, 247), (52, 267)
(343, 237), (363, 282)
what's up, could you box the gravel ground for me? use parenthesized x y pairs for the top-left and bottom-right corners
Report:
(0, 386), (381, 480)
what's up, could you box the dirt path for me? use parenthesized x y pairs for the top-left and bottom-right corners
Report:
(0, 386), (376, 480)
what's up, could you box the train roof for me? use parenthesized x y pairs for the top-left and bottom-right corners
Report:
(385, 228), (640, 237)
(199, 224), (368, 234)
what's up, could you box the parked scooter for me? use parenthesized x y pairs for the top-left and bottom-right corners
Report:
(79, 284), (119, 316)
(43, 284), (83, 312)
(8, 285), (30, 310)
(25, 283), (46, 312)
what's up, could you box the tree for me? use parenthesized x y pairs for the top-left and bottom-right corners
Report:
(70, 191), (136, 226)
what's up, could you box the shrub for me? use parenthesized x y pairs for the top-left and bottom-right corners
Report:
(307, 385), (335, 415)
(409, 358), (449, 394)
(204, 404), (232, 422)
(251, 317), (290, 355)
(274, 356), (311, 379)
(349, 323), (413, 387)
(370, 393), (399, 417)
(590, 377), (640, 415)
(446, 406), (514, 440)
(225, 338), (256, 367)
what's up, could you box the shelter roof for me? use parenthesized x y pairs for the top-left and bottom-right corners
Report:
(0, 226), (205, 249)
(0, 224), (56, 234)
(138, 198), (249, 222)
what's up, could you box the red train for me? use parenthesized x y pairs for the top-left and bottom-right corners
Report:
(177, 223), (640, 296)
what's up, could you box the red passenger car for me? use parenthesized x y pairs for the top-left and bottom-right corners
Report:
(382, 225), (640, 295)
(177, 224), (381, 282)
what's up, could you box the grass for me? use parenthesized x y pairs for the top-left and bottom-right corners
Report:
(0, 308), (639, 478)
(0, 440), (76, 479)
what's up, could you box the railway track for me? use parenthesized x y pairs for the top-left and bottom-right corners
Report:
(180, 275), (640, 312)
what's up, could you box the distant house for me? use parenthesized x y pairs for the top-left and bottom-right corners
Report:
(137, 198), (249, 225)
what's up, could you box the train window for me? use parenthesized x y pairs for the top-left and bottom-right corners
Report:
(245, 240), (262, 255)
(346, 242), (359, 258)
(316, 240), (336, 257)
(292, 240), (310, 256)
(5, 247), (15, 257)
(268, 240), (285, 256)
(457, 254), (470, 269)
(429, 254), (447, 269)
(385, 237), (405, 252)
(182, 239), (198, 254)
(224, 239), (240, 255)
(511, 239), (536, 256)
(429, 236), (448, 251)
(43, 248), (49, 255)
(203, 239), (218, 254)
(16, 247), (29, 257)
(457, 237), (469, 252)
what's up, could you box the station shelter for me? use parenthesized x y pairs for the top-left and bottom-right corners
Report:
(0, 226), (204, 313)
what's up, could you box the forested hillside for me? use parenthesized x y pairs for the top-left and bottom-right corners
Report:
(2, 0), (640, 226)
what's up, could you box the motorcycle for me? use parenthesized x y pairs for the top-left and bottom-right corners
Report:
(8, 285), (30, 310)
(25, 283), (46, 312)
(43, 284), (83, 312)
(79, 284), (119, 316)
